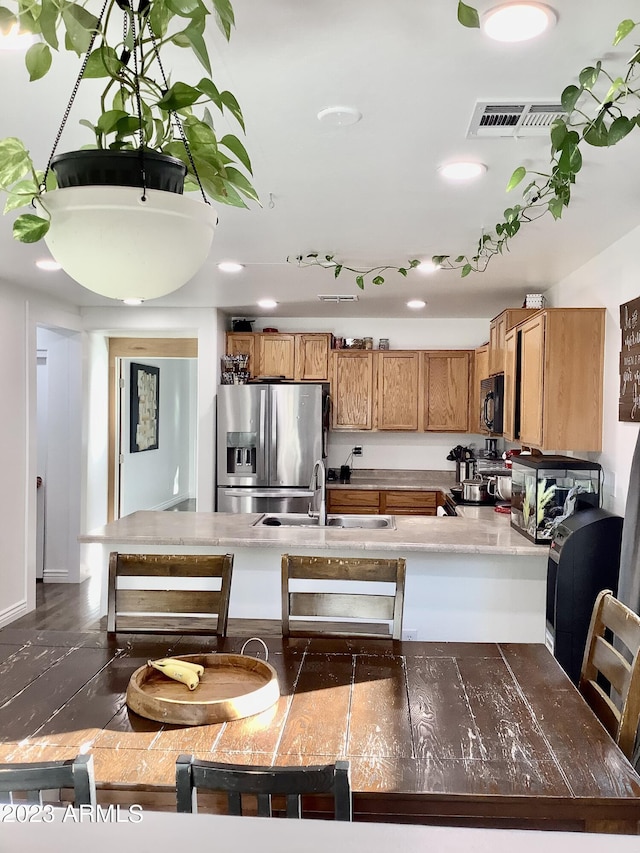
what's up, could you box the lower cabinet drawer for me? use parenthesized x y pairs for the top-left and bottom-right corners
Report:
(381, 490), (437, 513)
(327, 490), (380, 513)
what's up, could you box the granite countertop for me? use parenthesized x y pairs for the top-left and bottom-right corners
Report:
(327, 468), (457, 491)
(79, 508), (544, 556)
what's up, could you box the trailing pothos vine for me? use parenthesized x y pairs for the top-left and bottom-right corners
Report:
(292, 1), (640, 284)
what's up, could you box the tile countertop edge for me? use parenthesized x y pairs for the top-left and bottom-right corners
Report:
(78, 511), (544, 557)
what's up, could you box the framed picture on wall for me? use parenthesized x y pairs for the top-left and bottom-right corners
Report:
(130, 362), (159, 452)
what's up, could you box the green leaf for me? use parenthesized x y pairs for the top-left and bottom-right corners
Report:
(457, 1), (480, 29)
(223, 167), (259, 203)
(613, 19), (636, 46)
(197, 78), (223, 110)
(220, 90), (245, 131)
(0, 7), (17, 33)
(25, 42), (51, 81)
(454, 255), (465, 263)
(13, 213), (49, 243)
(398, 268), (407, 276)
(372, 275), (384, 285)
(578, 66), (599, 90)
(37, 0), (59, 50)
(220, 134), (252, 173)
(166, 0), (201, 16)
(583, 121), (609, 147)
(175, 25), (211, 74)
(83, 46), (122, 78)
(61, 4), (99, 55)
(96, 110), (130, 135)
(431, 255), (448, 266)
(603, 77), (626, 104)
(211, 0), (235, 40)
(409, 259), (420, 268)
(334, 264), (342, 278)
(560, 84), (582, 113)
(461, 264), (472, 277)
(150, 0), (171, 37)
(608, 115), (635, 145)
(0, 138), (32, 187)
(3, 178), (40, 212)
(506, 166), (526, 192)
(548, 197), (564, 219)
(218, 179), (248, 207)
(158, 81), (201, 110)
(356, 275), (364, 290)
(550, 118), (567, 152)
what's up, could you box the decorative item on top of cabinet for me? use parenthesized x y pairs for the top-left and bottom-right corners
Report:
(512, 308), (605, 451)
(422, 351), (471, 432)
(226, 333), (255, 377)
(331, 350), (374, 430)
(376, 351), (420, 430)
(488, 308), (538, 376)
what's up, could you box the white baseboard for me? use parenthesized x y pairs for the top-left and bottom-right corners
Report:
(43, 567), (70, 582)
(150, 494), (194, 511)
(0, 599), (27, 628)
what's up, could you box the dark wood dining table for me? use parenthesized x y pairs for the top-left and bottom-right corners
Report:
(1, 627), (639, 833)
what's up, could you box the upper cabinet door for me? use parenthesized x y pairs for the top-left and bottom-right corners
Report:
(474, 343), (490, 434)
(503, 328), (518, 441)
(376, 351), (421, 430)
(423, 351), (471, 431)
(295, 333), (331, 381)
(331, 351), (374, 430)
(257, 334), (296, 379)
(518, 314), (545, 448)
(226, 333), (256, 377)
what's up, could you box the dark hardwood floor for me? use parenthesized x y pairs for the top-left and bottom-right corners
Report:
(8, 578), (282, 636)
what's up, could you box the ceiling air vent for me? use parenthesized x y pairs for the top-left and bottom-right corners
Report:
(317, 294), (359, 303)
(467, 101), (566, 138)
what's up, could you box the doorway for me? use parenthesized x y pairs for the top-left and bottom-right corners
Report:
(107, 338), (198, 520)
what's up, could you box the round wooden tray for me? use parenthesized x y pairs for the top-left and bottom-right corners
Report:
(126, 653), (280, 726)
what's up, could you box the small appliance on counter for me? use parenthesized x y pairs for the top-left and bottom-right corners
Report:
(510, 454), (601, 544)
(546, 507), (623, 685)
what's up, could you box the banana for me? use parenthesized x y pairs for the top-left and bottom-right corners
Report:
(153, 657), (204, 677)
(148, 659), (200, 690)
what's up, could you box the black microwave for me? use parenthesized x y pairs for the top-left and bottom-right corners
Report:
(480, 375), (504, 434)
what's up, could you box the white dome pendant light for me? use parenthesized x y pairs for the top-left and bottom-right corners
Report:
(38, 187), (218, 301)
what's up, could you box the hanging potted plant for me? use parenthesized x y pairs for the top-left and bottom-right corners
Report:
(0, 0), (257, 299)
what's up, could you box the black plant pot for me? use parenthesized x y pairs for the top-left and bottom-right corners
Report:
(50, 149), (187, 194)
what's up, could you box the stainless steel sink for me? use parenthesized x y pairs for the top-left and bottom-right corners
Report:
(254, 513), (396, 530)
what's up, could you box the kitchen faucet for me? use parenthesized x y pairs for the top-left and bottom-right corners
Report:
(308, 459), (327, 525)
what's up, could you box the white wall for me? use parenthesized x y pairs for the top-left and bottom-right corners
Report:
(0, 280), (83, 625)
(544, 224), (640, 515)
(36, 326), (82, 582)
(120, 357), (196, 515)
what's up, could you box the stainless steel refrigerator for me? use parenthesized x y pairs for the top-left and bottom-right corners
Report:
(216, 382), (330, 513)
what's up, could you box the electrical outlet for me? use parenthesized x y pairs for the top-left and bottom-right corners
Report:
(352, 445), (363, 456)
(402, 629), (418, 641)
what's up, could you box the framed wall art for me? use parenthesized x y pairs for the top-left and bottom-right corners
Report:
(130, 362), (159, 452)
(620, 296), (640, 422)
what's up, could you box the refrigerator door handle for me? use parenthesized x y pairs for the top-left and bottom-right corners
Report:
(222, 489), (314, 498)
(271, 393), (278, 483)
(259, 389), (267, 482)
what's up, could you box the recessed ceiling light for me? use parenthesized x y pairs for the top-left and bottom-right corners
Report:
(317, 106), (362, 127)
(257, 299), (278, 309)
(35, 258), (62, 271)
(122, 298), (144, 305)
(417, 261), (439, 274)
(438, 161), (487, 181)
(407, 299), (426, 310)
(483, 3), (556, 42)
(218, 261), (244, 273)
(0, 25), (38, 51)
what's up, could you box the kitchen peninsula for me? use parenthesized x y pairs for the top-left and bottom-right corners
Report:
(80, 498), (549, 643)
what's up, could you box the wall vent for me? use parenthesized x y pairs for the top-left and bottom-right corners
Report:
(467, 101), (566, 137)
(317, 294), (359, 303)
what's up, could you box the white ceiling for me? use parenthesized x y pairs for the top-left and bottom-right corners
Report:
(1, 0), (639, 319)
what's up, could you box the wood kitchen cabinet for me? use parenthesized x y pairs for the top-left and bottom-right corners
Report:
(514, 308), (605, 451)
(474, 343), (490, 434)
(257, 333), (296, 379)
(488, 308), (537, 376)
(225, 332), (332, 381)
(330, 351), (374, 429)
(503, 327), (517, 441)
(422, 351), (471, 432)
(376, 351), (421, 430)
(225, 333), (256, 375)
(327, 489), (380, 514)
